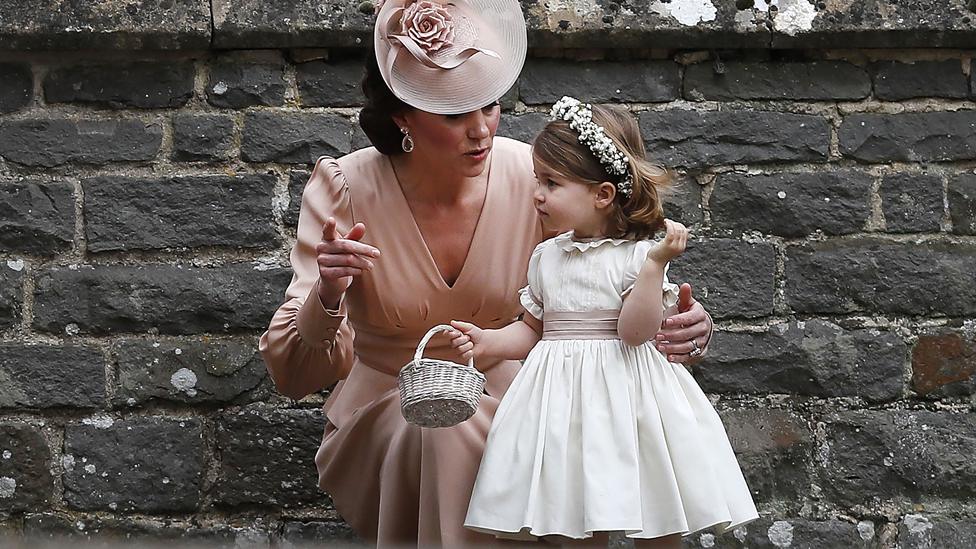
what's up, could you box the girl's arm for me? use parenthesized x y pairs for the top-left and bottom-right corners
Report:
(617, 220), (689, 347)
(450, 313), (543, 365)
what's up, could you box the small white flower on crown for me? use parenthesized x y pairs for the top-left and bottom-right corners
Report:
(549, 96), (634, 198)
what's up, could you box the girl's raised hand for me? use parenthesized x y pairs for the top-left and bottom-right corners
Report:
(646, 219), (688, 264)
(316, 217), (381, 308)
(449, 320), (485, 365)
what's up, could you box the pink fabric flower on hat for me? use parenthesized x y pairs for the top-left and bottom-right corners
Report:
(400, 1), (456, 53)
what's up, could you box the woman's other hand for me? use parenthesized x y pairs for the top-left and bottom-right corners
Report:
(316, 217), (381, 309)
(655, 283), (712, 364)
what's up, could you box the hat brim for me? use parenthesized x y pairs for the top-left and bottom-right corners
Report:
(375, 0), (527, 115)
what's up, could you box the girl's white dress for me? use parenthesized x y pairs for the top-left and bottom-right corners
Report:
(464, 232), (759, 540)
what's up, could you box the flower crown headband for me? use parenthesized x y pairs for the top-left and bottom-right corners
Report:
(548, 96), (634, 198)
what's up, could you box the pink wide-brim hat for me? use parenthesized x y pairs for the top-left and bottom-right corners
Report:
(374, 0), (527, 115)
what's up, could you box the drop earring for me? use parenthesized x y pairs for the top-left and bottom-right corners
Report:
(400, 127), (415, 153)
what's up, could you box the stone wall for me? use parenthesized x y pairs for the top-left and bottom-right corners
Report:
(2, 1), (976, 548)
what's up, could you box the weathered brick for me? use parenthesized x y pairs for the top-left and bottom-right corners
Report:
(242, 112), (354, 164)
(0, 344), (106, 409)
(684, 61), (870, 101)
(839, 112), (976, 163)
(296, 59), (365, 107)
(719, 408), (812, 507)
(949, 173), (976, 235)
(685, 518), (878, 548)
(0, 118), (162, 168)
(667, 239), (776, 319)
(63, 417), (204, 512)
(208, 60), (286, 108)
(83, 174), (278, 252)
(710, 170), (872, 237)
(871, 60), (968, 100)
(880, 172), (943, 233)
(911, 329), (976, 398)
(496, 112), (548, 144)
(0, 263), (22, 331)
(44, 63), (194, 108)
(33, 264), (291, 336)
(0, 423), (53, 512)
(281, 520), (360, 545)
(0, 63), (32, 113)
(663, 176), (703, 227)
(214, 408), (326, 508)
(897, 515), (976, 549)
(171, 113), (235, 162)
(821, 410), (976, 506)
(785, 239), (976, 316)
(519, 60), (680, 104)
(640, 111), (829, 169)
(700, 321), (906, 402)
(114, 338), (269, 406)
(0, 181), (75, 254)
(287, 170), (311, 228)
(24, 513), (249, 547)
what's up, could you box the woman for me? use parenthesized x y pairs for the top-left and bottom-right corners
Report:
(259, 0), (715, 545)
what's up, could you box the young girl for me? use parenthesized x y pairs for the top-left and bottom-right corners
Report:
(449, 97), (758, 547)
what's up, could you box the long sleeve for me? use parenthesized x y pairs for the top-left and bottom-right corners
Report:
(259, 157), (356, 399)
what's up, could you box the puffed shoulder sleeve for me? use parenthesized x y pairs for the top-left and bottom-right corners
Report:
(518, 241), (547, 320)
(621, 240), (680, 311)
(258, 157), (356, 399)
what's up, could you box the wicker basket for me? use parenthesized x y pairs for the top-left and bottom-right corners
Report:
(398, 324), (487, 428)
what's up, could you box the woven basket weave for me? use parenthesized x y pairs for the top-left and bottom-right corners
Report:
(398, 324), (486, 428)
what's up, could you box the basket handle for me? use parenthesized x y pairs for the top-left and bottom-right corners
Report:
(414, 324), (475, 369)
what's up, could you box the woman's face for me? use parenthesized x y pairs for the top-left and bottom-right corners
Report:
(396, 102), (500, 177)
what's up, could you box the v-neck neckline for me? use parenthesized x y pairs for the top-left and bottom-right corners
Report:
(386, 149), (495, 290)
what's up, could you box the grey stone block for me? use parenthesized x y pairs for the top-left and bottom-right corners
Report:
(896, 515), (976, 549)
(207, 60), (286, 108)
(0, 118), (162, 168)
(497, 112), (548, 144)
(520, 60), (680, 105)
(668, 239), (776, 320)
(0, 180), (74, 254)
(281, 520), (360, 545)
(24, 513), (248, 547)
(296, 60), (365, 107)
(684, 61), (870, 101)
(684, 517), (878, 548)
(33, 264), (291, 336)
(0, 344), (106, 409)
(710, 170), (872, 237)
(880, 172), (943, 233)
(0, 264), (22, 331)
(287, 170), (311, 228)
(0, 423), (53, 512)
(44, 63), (194, 108)
(242, 112), (355, 164)
(840, 112), (976, 163)
(871, 60), (968, 100)
(83, 174), (278, 252)
(172, 114), (235, 162)
(0, 63), (32, 113)
(949, 173), (976, 235)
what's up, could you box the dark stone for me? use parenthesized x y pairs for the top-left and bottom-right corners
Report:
(686, 517), (877, 548)
(113, 338), (269, 406)
(242, 112), (355, 164)
(497, 112), (548, 144)
(23, 513), (248, 547)
(0, 118), (162, 168)
(0, 344), (106, 409)
(0, 63), (33, 113)
(32, 264), (291, 336)
(207, 60), (286, 108)
(281, 520), (361, 545)
(663, 175), (703, 227)
(296, 60), (365, 107)
(83, 174), (278, 252)
(949, 173), (976, 235)
(212, 0), (376, 49)
(44, 63), (194, 108)
(640, 110), (829, 169)
(0, 264), (22, 331)
(520, 59), (680, 104)
(896, 516), (976, 549)
(720, 408), (812, 507)
(214, 408), (327, 508)
(287, 170), (312, 228)
(684, 61), (870, 101)
(667, 239), (775, 320)
(821, 410), (976, 506)
(839, 111), (976, 163)
(698, 321), (906, 402)
(0, 423), (53, 512)
(911, 329), (976, 398)
(785, 239), (976, 316)
(0, 181), (74, 254)
(871, 60), (969, 100)
(880, 172), (943, 233)
(171, 114), (235, 162)
(710, 170), (871, 237)
(63, 417), (204, 512)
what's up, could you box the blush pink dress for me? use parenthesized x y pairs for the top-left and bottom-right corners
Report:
(259, 137), (545, 546)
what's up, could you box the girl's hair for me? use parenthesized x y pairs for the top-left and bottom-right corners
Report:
(533, 104), (671, 240)
(359, 49), (412, 155)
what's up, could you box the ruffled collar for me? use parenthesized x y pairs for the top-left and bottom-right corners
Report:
(552, 231), (630, 253)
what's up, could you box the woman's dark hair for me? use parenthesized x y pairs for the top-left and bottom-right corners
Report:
(359, 49), (412, 155)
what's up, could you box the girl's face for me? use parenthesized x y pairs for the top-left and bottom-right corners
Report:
(532, 156), (615, 238)
(395, 102), (500, 178)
